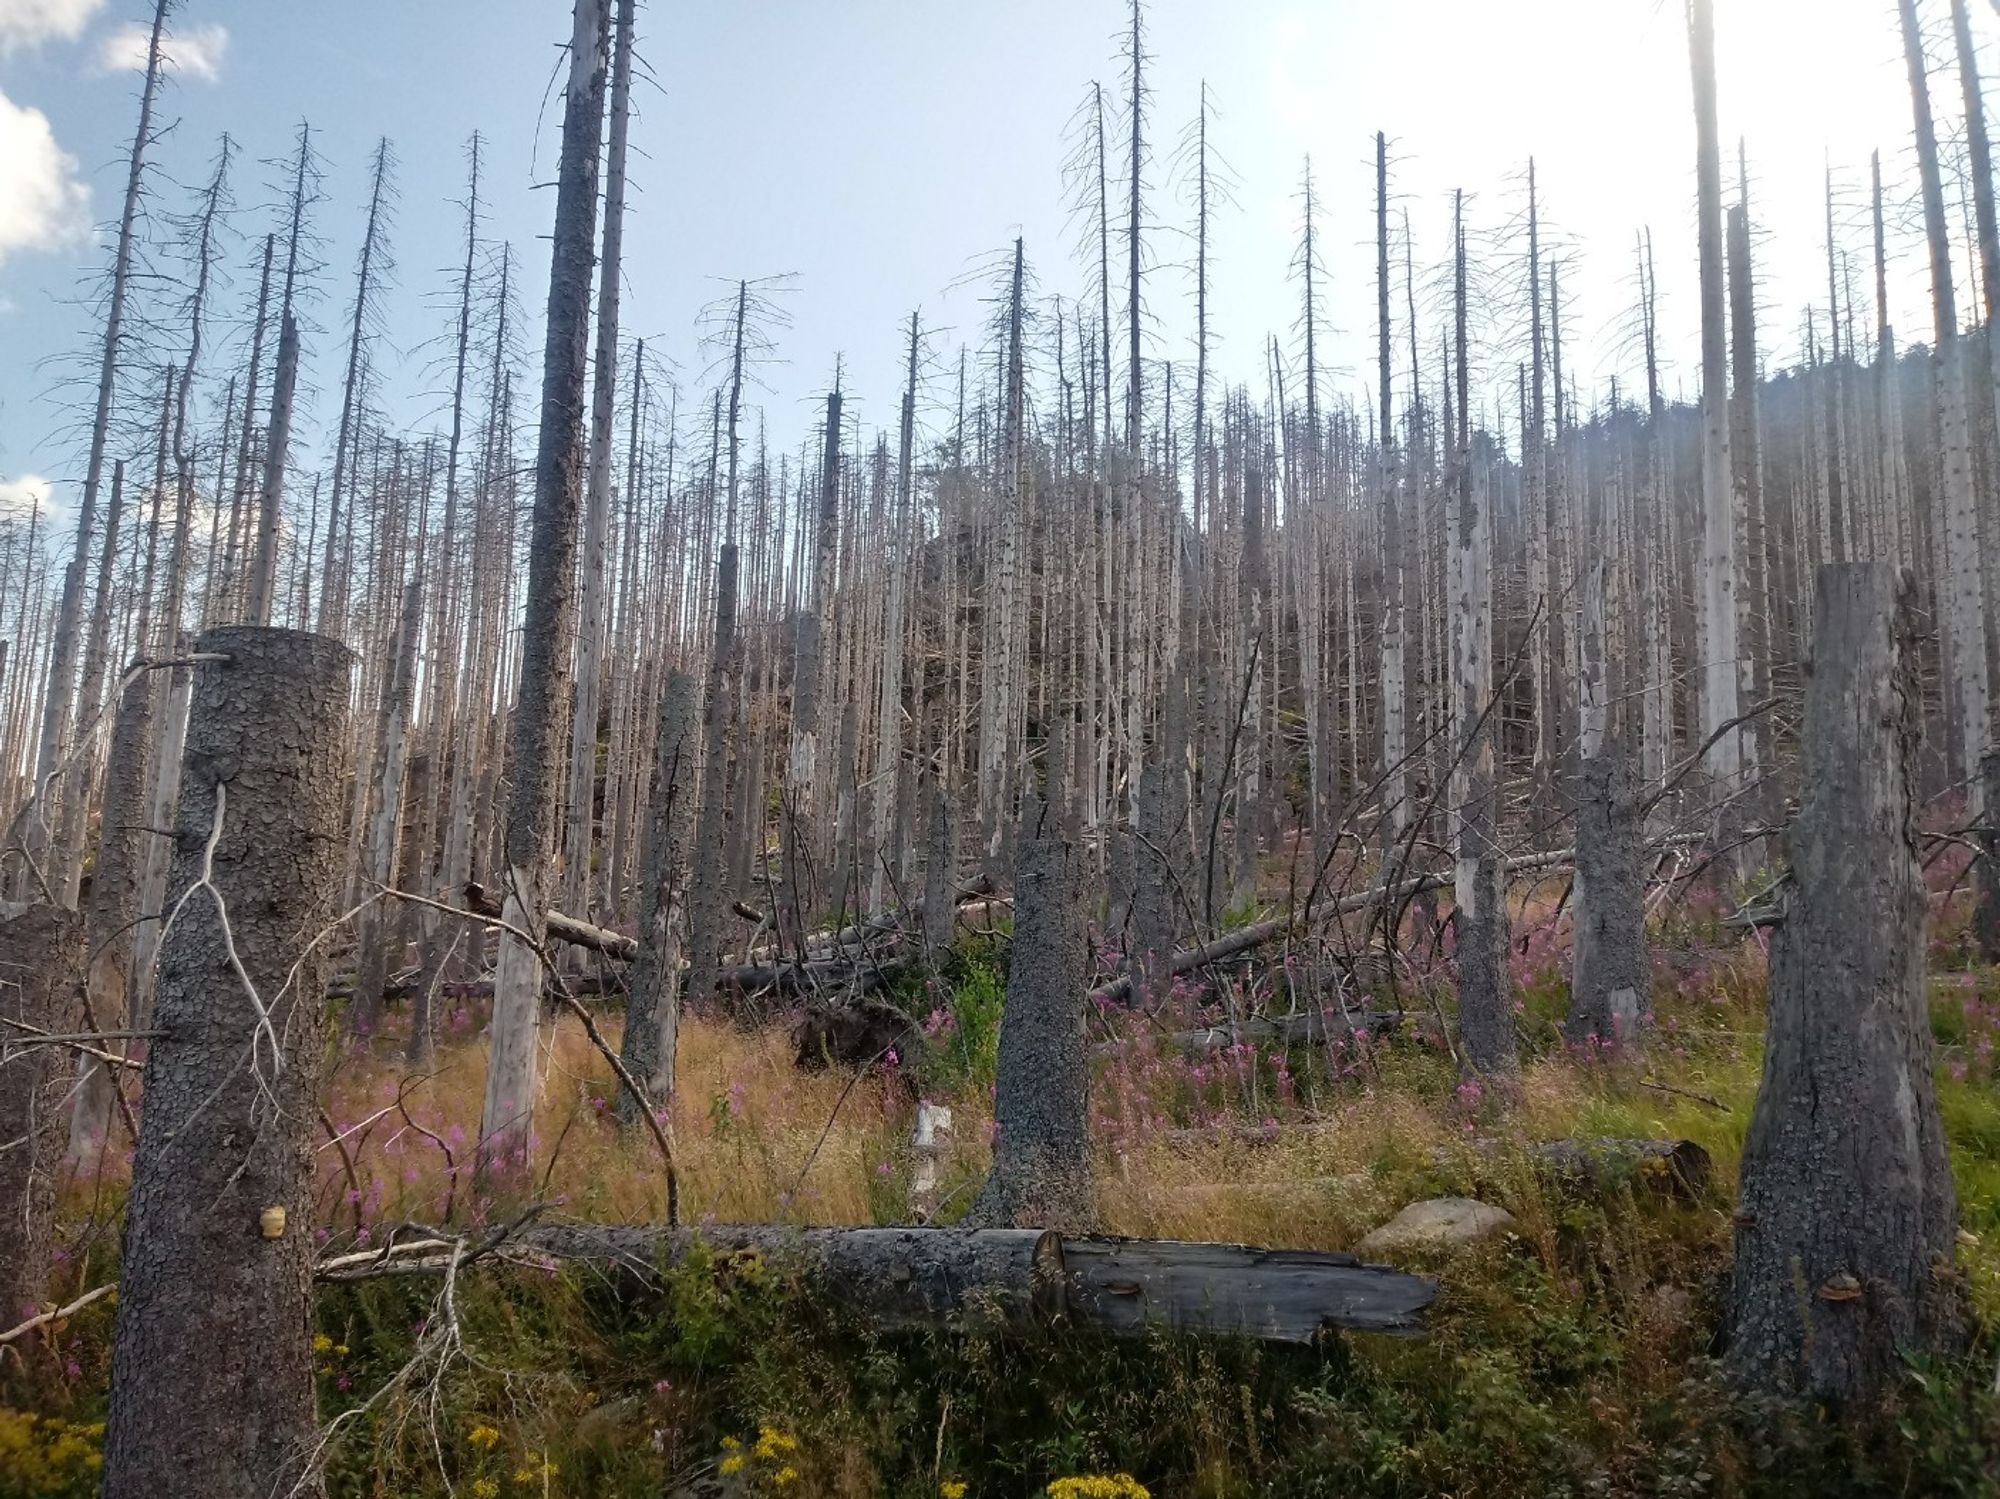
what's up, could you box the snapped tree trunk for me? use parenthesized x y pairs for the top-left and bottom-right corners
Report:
(101, 625), (353, 1499)
(0, 903), (85, 1325)
(1727, 563), (1962, 1401)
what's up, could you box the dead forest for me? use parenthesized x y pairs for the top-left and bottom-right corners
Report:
(5, 0), (2000, 1494)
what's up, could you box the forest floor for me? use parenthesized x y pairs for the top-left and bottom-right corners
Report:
(7, 865), (2000, 1496)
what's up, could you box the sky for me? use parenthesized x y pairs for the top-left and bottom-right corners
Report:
(0, 0), (1994, 550)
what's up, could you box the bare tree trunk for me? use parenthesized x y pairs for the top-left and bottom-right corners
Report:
(1728, 563), (1962, 1400)
(782, 386), (843, 950)
(1689, 0), (1742, 805)
(561, 0), (635, 919)
(1451, 193), (1515, 1078)
(352, 576), (421, 1034)
(619, 668), (696, 1117)
(0, 903), (85, 1323)
(245, 314), (300, 627)
(479, 0), (612, 1172)
(1565, 743), (1647, 1049)
(101, 626), (353, 1499)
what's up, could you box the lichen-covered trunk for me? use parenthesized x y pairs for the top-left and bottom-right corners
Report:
(101, 626), (352, 1499)
(1728, 562), (1962, 1401)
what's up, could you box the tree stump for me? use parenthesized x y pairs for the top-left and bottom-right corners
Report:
(0, 902), (85, 1326)
(1565, 744), (1649, 1049)
(103, 626), (353, 1499)
(1728, 564), (1962, 1401)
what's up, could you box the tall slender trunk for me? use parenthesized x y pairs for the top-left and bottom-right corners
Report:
(478, 0), (612, 1173)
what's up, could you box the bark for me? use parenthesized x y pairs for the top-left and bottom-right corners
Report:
(920, 760), (958, 967)
(0, 903), (85, 1324)
(1976, 749), (2000, 962)
(970, 795), (1094, 1232)
(479, 0), (613, 1173)
(618, 668), (696, 1118)
(1728, 562), (1963, 1400)
(101, 626), (353, 1499)
(54, 461), (129, 902)
(1564, 746), (1648, 1049)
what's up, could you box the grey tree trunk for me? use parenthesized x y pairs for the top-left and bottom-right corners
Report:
(479, 0), (612, 1171)
(244, 313), (300, 627)
(1564, 745), (1647, 1048)
(1728, 563), (1963, 1401)
(352, 575), (422, 1034)
(920, 758), (958, 967)
(969, 792), (1095, 1232)
(101, 625), (353, 1499)
(1975, 749), (2000, 962)
(0, 902), (85, 1324)
(619, 668), (696, 1119)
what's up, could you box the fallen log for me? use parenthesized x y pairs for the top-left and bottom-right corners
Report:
(321, 1222), (1436, 1342)
(463, 881), (639, 961)
(1520, 1137), (1713, 1200)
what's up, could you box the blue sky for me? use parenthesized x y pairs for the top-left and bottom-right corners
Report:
(0, 0), (1989, 546)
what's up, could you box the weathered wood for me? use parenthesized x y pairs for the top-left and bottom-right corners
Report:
(324, 1222), (1436, 1342)
(465, 880), (638, 961)
(1729, 563), (1962, 1399)
(1566, 746), (1649, 1048)
(1158, 1008), (1409, 1057)
(1063, 1235), (1434, 1340)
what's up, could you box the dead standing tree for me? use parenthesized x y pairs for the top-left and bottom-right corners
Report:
(101, 626), (354, 1499)
(477, 0), (613, 1174)
(1728, 564), (1963, 1401)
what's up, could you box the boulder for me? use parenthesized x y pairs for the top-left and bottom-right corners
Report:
(1355, 1197), (1516, 1256)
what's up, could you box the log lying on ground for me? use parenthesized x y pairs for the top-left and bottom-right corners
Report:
(317, 1222), (1436, 1341)
(465, 880), (639, 961)
(1456, 1136), (1714, 1201)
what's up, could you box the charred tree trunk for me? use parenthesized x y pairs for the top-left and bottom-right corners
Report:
(102, 626), (353, 1499)
(1727, 563), (1962, 1401)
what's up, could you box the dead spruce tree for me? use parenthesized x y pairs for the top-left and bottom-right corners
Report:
(102, 626), (353, 1499)
(619, 668), (697, 1119)
(477, 0), (612, 1172)
(1728, 563), (1962, 1401)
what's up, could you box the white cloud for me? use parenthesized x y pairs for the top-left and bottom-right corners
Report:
(0, 0), (106, 57)
(93, 18), (227, 81)
(0, 88), (91, 266)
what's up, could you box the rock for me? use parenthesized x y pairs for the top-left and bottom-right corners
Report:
(1355, 1197), (1516, 1256)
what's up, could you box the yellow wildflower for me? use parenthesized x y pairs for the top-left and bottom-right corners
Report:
(311, 1334), (333, 1354)
(720, 1453), (747, 1476)
(721, 1435), (742, 1451)
(772, 1465), (799, 1486)
(940, 1482), (968, 1499)
(466, 1423), (501, 1450)
(470, 1482), (499, 1499)
(1047, 1477), (1151, 1499)
(754, 1425), (798, 1460)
